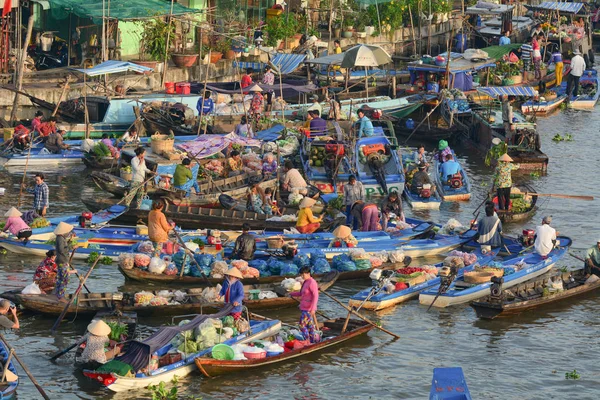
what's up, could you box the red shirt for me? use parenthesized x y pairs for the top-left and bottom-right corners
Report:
(39, 122), (56, 137)
(241, 74), (253, 89)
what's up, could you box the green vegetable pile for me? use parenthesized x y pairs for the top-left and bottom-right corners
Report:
(93, 142), (111, 158)
(191, 238), (205, 247)
(86, 252), (113, 265)
(107, 322), (129, 342)
(30, 218), (50, 228)
(485, 142), (508, 167)
(121, 165), (132, 173)
(308, 146), (333, 168)
(510, 197), (531, 213)
(327, 195), (344, 211)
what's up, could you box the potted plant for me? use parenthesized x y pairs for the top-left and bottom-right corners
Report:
(342, 17), (354, 38)
(134, 16), (174, 70)
(264, 14), (299, 48)
(355, 14), (369, 38)
(214, 38), (235, 60)
(333, 18), (342, 38)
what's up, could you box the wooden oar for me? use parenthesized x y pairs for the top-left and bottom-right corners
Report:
(67, 248), (91, 294)
(0, 333), (50, 400)
(525, 192), (594, 201)
(569, 252), (585, 262)
(288, 294), (331, 320)
(319, 290), (400, 339)
(49, 342), (79, 361)
(172, 229), (210, 283)
(51, 257), (101, 333)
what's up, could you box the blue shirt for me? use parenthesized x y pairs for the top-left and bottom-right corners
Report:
(548, 51), (563, 65)
(28, 182), (49, 210)
(499, 36), (511, 45)
(440, 160), (461, 180)
(219, 278), (244, 313)
(358, 116), (374, 137)
(196, 97), (214, 115)
(413, 150), (426, 165)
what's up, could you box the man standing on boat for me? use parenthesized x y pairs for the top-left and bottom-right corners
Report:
(476, 203), (503, 254)
(356, 109), (374, 138)
(343, 175), (364, 229)
(23, 173), (49, 216)
(566, 50), (586, 100)
(493, 153), (519, 211)
(584, 240), (600, 276)
(534, 216), (557, 258)
(501, 95), (514, 141)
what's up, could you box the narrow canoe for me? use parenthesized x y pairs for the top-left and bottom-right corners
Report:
(1, 147), (84, 167)
(430, 367), (472, 400)
(492, 186), (538, 223)
(1, 272), (339, 316)
(402, 154), (442, 209)
(195, 318), (373, 377)
(471, 268), (600, 319)
(432, 153), (472, 202)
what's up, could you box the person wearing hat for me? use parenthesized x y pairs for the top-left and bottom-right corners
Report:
(534, 216), (557, 257)
(584, 240), (600, 276)
(53, 222), (77, 300)
(249, 84), (265, 118)
(434, 140), (452, 163)
(493, 153), (519, 211)
(289, 266), (320, 343)
(76, 319), (121, 365)
(231, 223), (256, 261)
(410, 162), (434, 195)
(306, 95), (322, 119)
(2, 207), (32, 242)
(329, 225), (357, 248)
(33, 250), (58, 293)
(217, 268), (245, 320)
(343, 175), (365, 229)
(173, 158), (199, 196)
(196, 90), (214, 116)
(380, 191), (404, 229)
(296, 197), (322, 234)
(356, 109), (374, 138)
(566, 49), (586, 100)
(44, 126), (70, 154)
(0, 299), (19, 330)
(351, 200), (380, 232)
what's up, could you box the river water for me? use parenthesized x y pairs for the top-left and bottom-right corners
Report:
(0, 108), (598, 400)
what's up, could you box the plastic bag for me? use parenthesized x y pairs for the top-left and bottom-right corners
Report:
(22, 282), (42, 295)
(242, 267), (260, 278)
(231, 260), (249, 270)
(336, 260), (357, 272)
(148, 257), (167, 274)
(388, 250), (405, 264)
(312, 258), (331, 274)
(164, 263), (178, 275)
(310, 250), (326, 266)
(349, 249), (368, 261)
(118, 253), (135, 270)
(136, 241), (154, 254)
(280, 263), (299, 276)
(172, 250), (190, 276)
(293, 254), (310, 268)
(134, 253), (151, 268)
(369, 257), (383, 268)
(249, 259), (268, 272)
(267, 257), (286, 275)
(371, 251), (388, 263)
(134, 291), (154, 305)
(332, 254), (351, 269)
(354, 259), (372, 270)
(440, 218), (464, 235)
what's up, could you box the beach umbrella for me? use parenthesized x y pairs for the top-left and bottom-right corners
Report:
(341, 44), (392, 99)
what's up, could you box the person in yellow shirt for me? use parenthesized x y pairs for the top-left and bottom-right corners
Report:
(333, 40), (342, 72)
(296, 197), (322, 233)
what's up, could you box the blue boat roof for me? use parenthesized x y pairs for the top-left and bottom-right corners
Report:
(526, 1), (586, 14)
(476, 86), (538, 98)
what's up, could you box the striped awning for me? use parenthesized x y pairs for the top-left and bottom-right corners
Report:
(72, 60), (153, 76)
(476, 86), (538, 98)
(526, 1), (585, 14)
(233, 53), (306, 75)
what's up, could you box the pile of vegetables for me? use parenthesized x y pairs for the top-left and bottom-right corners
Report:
(509, 196), (531, 213)
(86, 252), (113, 265)
(121, 165), (132, 173)
(30, 217), (50, 228)
(93, 142), (111, 158)
(327, 195), (344, 211)
(107, 322), (129, 342)
(307, 146), (332, 168)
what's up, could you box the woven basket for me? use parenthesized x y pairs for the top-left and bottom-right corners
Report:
(120, 169), (133, 181)
(477, 267), (504, 278)
(464, 271), (495, 284)
(150, 134), (174, 154)
(266, 236), (295, 249)
(508, 75), (523, 84)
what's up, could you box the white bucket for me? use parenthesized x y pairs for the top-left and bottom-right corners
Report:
(41, 33), (54, 52)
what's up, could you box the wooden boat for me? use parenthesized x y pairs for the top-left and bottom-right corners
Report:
(82, 154), (119, 170)
(348, 249), (497, 311)
(140, 104), (197, 137)
(430, 367), (472, 400)
(1, 272), (339, 316)
(521, 94), (567, 115)
(402, 172), (442, 209)
(354, 133), (405, 196)
(0, 338), (18, 398)
(471, 268), (600, 319)
(194, 318), (373, 377)
(0, 238), (130, 261)
(492, 186), (538, 223)
(83, 318), (281, 392)
(419, 236), (572, 308)
(562, 70), (600, 109)
(0, 147), (84, 167)
(432, 152), (472, 201)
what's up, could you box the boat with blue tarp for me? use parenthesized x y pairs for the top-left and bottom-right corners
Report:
(560, 69), (600, 108)
(430, 367), (472, 400)
(0, 339), (18, 399)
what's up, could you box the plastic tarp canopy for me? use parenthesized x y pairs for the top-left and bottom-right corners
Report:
(408, 57), (496, 73)
(72, 60), (153, 76)
(476, 86), (538, 98)
(204, 83), (317, 94)
(525, 1), (586, 14)
(480, 44), (522, 61)
(255, 124), (285, 142)
(178, 132), (262, 159)
(306, 53), (344, 66)
(48, 0), (199, 22)
(233, 53), (307, 75)
(465, 3), (514, 15)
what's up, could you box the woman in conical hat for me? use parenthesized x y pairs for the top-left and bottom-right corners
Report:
(296, 197), (322, 234)
(76, 319), (121, 366)
(2, 207), (32, 242)
(330, 225), (358, 248)
(53, 222), (77, 300)
(493, 153), (519, 211)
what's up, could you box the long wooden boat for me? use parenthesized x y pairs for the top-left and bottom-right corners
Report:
(82, 154), (119, 170)
(354, 134), (405, 196)
(348, 249), (497, 311)
(1, 147), (84, 167)
(1, 272), (339, 316)
(432, 152), (472, 201)
(471, 268), (600, 319)
(195, 317), (373, 377)
(0, 338), (18, 398)
(419, 236), (572, 308)
(492, 186), (538, 223)
(83, 318), (281, 392)
(561, 70), (600, 109)
(430, 367), (472, 400)
(521, 94), (567, 115)
(0, 238), (130, 260)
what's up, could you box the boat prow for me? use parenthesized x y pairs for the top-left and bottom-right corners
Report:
(430, 367), (472, 400)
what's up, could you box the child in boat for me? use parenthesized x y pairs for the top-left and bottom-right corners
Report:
(329, 225), (358, 248)
(2, 207), (32, 242)
(263, 188), (282, 216)
(33, 250), (58, 293)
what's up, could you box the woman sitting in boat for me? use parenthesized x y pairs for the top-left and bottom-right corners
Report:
(76, 320), (121, 367)
(234, 116), (253, 138)
(289, 267), (320, 343)
(247, 184), (272, 215)
(33, 250), (58, 293)
(380, 191), (404, 229)
(173, 158), (200, 197)
(296, 197), (322, 234)
(329, 225), (358, 248)
(493, 153), (520, 211)
(476, 203), (503, 254)
(148, 199), (175, 257)
(217, 268), (247, 329)
(54, 222), (78, 300)
(351, 201), (380, 232)
(2, 207), (32, 242)
(262, 152), (278, 178)
(100, 134), (120, 158)
(119, 125), (140, 146)
(226, 150), (243, 177)
(434, 140), (452, 163)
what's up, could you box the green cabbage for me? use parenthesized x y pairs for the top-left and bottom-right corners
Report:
(177, 340), (198, 354)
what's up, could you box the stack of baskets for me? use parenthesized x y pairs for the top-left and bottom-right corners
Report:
(150, 133), (175, 154)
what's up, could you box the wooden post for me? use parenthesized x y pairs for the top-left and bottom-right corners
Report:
(9, 15), (34, 124)
(161, 0), (176, 87)
(391, 75), (397, 98)
(52, 78), (70, 117)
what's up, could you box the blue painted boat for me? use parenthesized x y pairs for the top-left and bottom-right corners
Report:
(401, 154), (442, 209)
(559, 70), (600, 108)
(348, 249), (498, 311)
(419, 236), (572, 308)
(432, 151), (472, 201)
(0, 339), (18, 399)
(521, 94), (567, 114)
(355, 132), (405, 197)
(430, 367), (472, 400)
(1, 147), (84, 167)
(0, 238), (131, 261)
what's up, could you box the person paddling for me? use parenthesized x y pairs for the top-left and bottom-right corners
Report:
(476, 203), (503, 254)
(53, 222), (78, 300)
(289, 267), (320, 343)
(493, 153), (519, 211)
(584, 239), (600, 276)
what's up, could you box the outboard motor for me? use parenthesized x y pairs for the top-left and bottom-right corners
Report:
(490, 276), (504, 303)
(519, 229), (535, 247)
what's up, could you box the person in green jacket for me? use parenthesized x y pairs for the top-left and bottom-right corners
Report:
(173, 158), (200, 196)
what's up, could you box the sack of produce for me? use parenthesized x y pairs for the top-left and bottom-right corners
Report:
(242, 267), (260, 279)
(172, 250), (190, 276)
(148, 257), (167, 274)
(370, 257), (383, 268)
(312, 258), (331, 274)
(280, 263), (299, 276)
(293, 254), (310, 268)
(231, 260), (249, 270)
(337, 260), (357, 272)
(440, 218), (464, 235)
(371, 250), (389, 263)
(310, 250), (327, 266)
(164, 263), (178, 275)
(332, 254), (351, 269)
(388, 250), (405, 264)
(22, 282), (42, 295)
(267, 257), (286, 275)
(349, 249), (368, 261)
(136, 241), (155, 254)
(354, 258), (372, 270)
(442, 256), (465, 269)
(134, 291), (154, 306)
(118, 253), (135, 270)
(210, 261), (229, 279)
(133, 253), (151, 268)
(249, 259), (268, 272)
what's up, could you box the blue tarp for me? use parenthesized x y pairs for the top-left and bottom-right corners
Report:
(255, 124), (285, 142)
(476, 86), (538, 98)
(233, 53), (306, 75)
(526, 1), (585, 14)
(72, 60), (153, 76)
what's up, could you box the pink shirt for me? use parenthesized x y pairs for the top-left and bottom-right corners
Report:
(290, 277), (319, 313)
(31, 117), (42, 133)
(4, 217), (30, 235)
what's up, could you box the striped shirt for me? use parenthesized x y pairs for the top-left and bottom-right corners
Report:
(30, 182), (49, 210)
(520, 44), (533, 62)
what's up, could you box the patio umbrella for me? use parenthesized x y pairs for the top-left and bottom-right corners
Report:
(341, 44), (392, 99)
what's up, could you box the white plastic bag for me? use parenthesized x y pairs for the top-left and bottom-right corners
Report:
(388, 250), (405, 264)
(148, 257), (167, 274)
(183, 242), (199, 253)
(22, 282), (42, 295)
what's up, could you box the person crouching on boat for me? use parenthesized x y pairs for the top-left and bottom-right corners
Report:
(493, 153), (520, 211)
(296, 197), (322, 234)
(148, 199), (175, 258)
(54, 222), (78, 300)
(2, 207), (32, 243)
(76, 320), (121, 367)
(476, 203), (503, 254)
(33, 250), (58, 293)
(217, 268), (249, 332)
(534, 216), (558, 258)
(584, 240), (600, 276)
(380, 191), (404, 229)
(434, 140), (452, 163)
(289, 267), (320, 343)
(351, 201), (380, 232)
(329, 225), (358, 248)
(173, 158), (200, 197)
(410, 163), (435, 196)
(231, 223), (257, 261)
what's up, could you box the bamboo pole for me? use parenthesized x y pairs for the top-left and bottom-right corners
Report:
(9, 15), (34, 124)
(0, 350), (13, 382)
(52, 78), (70, 117)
